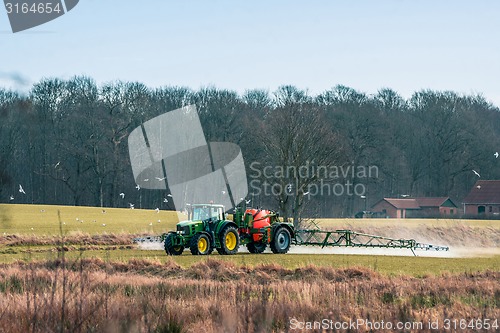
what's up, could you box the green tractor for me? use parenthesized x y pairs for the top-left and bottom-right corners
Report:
(163, 203), (295, 256)
(163, 204), (240, 255)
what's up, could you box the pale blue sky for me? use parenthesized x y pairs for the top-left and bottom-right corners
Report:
(1, 0), (499, 105)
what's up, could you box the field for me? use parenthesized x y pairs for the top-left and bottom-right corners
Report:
(0, 204), (499, 332)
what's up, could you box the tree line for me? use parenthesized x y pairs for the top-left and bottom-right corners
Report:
(1, 76), (499, 219)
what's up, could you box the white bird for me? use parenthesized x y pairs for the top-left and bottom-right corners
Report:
(102, 210), (106, 214)
(76, 218), (79, 221)
(477, 185), (481, 189)
(245, 199), (251, 204)
(143, 179), (149, 182)
(472, 170), (481, 177)
(286, 184), (292, 193)
(19, 185), (26, 194)
(135, 184), (141, 190)
(222, 190), (226, 194)
(149, 222), (153, 226)
(119, 193), (125, 199)
(303, 191), (310, 196)
(157, 220), (161, 223)
(40, 209), (45, 213)
(129, 203), (135, 209)
(400, 194), (410, 198)
(155, 177), (166, 181)
(102, 224), (106, 227)
(167, 194), (172, 197)
(54, 161), (60, 168)
(163, 198), (168, 203)
(9, 195), (14, 201)
(495, 152), (499, 158)
(155, 208), (160, 213)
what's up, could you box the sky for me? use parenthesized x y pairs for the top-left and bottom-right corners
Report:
(1, 0), (499, 106)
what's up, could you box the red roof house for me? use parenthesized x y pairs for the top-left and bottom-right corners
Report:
(371, 197), (457, 218)
(462, 180), (500, 216)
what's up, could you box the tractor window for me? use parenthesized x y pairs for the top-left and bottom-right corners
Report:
(211, 207), (223, 220)
(192, 207), (210, 221)
(192, 206), (223, 220)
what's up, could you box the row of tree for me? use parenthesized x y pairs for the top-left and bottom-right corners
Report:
(1, 77), (499, 220)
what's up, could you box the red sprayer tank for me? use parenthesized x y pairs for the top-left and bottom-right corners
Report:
(245, 208), (273, 228)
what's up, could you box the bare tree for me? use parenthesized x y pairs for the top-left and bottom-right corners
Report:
(258, 86), (343, 227)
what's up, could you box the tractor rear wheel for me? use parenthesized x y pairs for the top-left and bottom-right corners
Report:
(270, 227), (291, 254)
(164, 233), (183, 255)
(218, 226), (239, 255)
(190, 233), (212, 255)
(247, 242), (266, 254)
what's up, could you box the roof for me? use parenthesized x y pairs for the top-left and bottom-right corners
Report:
(374, 197), (456, 210)
(383, 198), (421, 209)
(414, 197), (456, 208)
(463, 180), (500, 204)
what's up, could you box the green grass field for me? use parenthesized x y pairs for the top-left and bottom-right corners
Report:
(3, 248), (498, 276)
(0, 203), (182, 235)
(1, 204), (499, 276)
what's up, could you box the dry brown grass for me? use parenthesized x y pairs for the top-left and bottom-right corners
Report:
(0, 258), (498, 333)
(0, 232), (149, 247)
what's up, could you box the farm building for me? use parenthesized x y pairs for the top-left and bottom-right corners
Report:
(462, 180), (500, 217)
(371, 197), (458, 218)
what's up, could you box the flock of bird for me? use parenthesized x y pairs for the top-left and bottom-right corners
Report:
(10, 152), (499, 203)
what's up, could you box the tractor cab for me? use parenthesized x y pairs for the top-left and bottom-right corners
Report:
(190, 204), (225, 222)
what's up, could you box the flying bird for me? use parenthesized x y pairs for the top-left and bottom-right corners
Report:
(143, 179), (149, 182)
(303, 191), (310, 196)
(155, 177), (166, 181)
(119, 193), (125, 199)
(129, 203), (135, 209)
(155, 208), (160, 213)
(495, 152), (499, 158)
(135, 184), (141, 190)
(54, 161), (60, 168)
(477, 185), (481, 189)
(245, 199), (251, 204)
(222, 190), (226, 194)
(167, 194), (172, 197)
(163, 198), (168, 203)
(9, 195), (14, 201)
(472, 170), (481, 178)
(18, 185), (26, 194)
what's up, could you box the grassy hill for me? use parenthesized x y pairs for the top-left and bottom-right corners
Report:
(0, 204), (181, 236)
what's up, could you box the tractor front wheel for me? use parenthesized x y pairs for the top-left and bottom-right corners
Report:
(218, 226), (239, 255)
(270, 227), (291, 254)
(190, 233), (212, 255)
(164, 233), (183, 255)
(247, 242), (266, 254)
